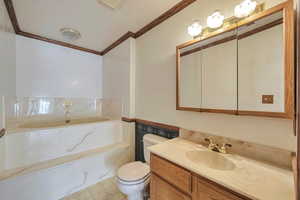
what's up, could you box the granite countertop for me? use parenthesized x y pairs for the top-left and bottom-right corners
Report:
(148, 138), (294, 200)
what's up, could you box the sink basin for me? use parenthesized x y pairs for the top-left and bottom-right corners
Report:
(186, 150), (236, 171)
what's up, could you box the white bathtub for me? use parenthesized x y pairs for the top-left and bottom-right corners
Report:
(0, 119), (133, 200)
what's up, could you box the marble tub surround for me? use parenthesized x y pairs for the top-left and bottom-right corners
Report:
(148, 138), (294, 200)
(3, 97), (122, 130)
(0, 118), (134, 200)
(0, 144), (131, 200)
(0, 120), (126, 181)
(7, 117), (110, 134)
(0, 143), (129, 181)
(180, 129), (294, 169)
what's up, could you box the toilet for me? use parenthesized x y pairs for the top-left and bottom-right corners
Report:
(116, 134), (168, 200)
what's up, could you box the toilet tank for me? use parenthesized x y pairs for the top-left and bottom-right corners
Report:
(143, 134), (168, 163)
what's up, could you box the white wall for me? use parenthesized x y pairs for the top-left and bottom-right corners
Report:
(0, 1), (16, 99)
(16, 36), (103, 98)
(135, 0), (296, 151)
(103, 38), (136, 118)
(0, 0), (16, 171)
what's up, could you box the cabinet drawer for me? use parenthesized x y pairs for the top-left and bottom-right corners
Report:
(150, 154), (192, 194)
(196, 176), (248, 200)
(151, 173), (191, 200)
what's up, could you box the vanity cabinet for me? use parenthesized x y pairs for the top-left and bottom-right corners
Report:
(151, 174), (191, 200)
(150, 154), (250, 200)
(150, 152), (192, 194)
(193, 176), (246, 200)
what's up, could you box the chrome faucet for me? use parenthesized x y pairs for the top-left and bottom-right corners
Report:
(63, 100), (73, 123)
(204, 138), (232, 154)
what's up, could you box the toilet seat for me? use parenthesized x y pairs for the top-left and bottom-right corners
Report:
(117, 161), (150, 184)
(117, 174), (150, 185)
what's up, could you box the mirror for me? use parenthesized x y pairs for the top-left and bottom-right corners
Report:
(179, 48), (202, 110)
(176, 1), (294, 118)
(237, 11), (288, 117)
(178, 30), (237, 112)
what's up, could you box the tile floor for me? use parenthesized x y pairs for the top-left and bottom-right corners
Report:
(62, 177), (126, 200)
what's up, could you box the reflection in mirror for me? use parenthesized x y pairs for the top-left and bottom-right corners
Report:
(237, 11), (284, 113)
(179, 51), (202, 108)
(179, 30), (237, 111)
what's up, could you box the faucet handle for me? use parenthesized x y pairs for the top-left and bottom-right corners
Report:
(205, 138), (219, 152)
(220, 143), (232, 153)
(204, 138), (213, 143)
(222, 143), (232, 147)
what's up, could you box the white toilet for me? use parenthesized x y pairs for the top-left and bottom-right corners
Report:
(116, 134), (168, 200)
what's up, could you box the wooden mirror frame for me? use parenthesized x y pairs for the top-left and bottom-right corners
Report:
(176, 0), (295, 119)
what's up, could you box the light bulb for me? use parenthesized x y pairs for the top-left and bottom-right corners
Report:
(234, 0), (257, 18)
(188, 21), (203, 37)
(207, 11), (225, 29)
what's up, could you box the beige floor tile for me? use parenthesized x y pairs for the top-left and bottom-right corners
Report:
(62, 177), (125, 200)
(72, 190), (93, 200)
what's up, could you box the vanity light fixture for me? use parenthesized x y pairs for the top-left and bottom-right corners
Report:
(234, 0), (257, 18)
(187, 20), (203, 37)
(207, 11), (225, 29)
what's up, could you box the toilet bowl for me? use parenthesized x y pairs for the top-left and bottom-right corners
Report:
(117, 161), (150, 200)
(116, 134), (168, 200)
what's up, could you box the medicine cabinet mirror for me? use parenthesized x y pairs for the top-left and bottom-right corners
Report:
(176, 0), (294, 118)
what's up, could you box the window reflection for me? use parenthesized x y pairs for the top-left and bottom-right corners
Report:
(38, 99), (50, 114)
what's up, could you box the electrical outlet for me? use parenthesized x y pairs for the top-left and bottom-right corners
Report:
(262, 95), (274, 104)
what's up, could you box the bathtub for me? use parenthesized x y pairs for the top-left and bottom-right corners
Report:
(0, 119), (133, 200)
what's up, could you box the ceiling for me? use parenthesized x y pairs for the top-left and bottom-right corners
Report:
(12, 0), (183, 52)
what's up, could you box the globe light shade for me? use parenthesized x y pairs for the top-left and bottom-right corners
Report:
(234, 0), (257, 18)
(188, 21), (203, 37)
(207, 11), (225, 29)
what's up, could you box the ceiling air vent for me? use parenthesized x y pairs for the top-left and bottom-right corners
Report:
(97, 0), (123, 9)
(60, 28), (81, 41)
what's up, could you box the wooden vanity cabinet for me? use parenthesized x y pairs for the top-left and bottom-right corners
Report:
(193, 176), (248, 200)
(151, 173), (191, 200)
(150, 154), (251, 200)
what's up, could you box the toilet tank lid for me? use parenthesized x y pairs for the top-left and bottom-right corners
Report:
(143, 134), (169, 144)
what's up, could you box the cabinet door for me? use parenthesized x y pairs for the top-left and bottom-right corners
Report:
(201, 39), (237, 111)
(193, 176), (247, 200)
(151, 173), (191, 200)
(150, 154), (192, 194)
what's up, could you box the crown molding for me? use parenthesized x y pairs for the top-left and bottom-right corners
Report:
(102, 0), (197, 55)
(18, 31), (103, 55)
(133, 0), (196, 39)
(101, 31), (135, 55)
(4, 0), (20, 33)
(4, 0), (196, 56)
